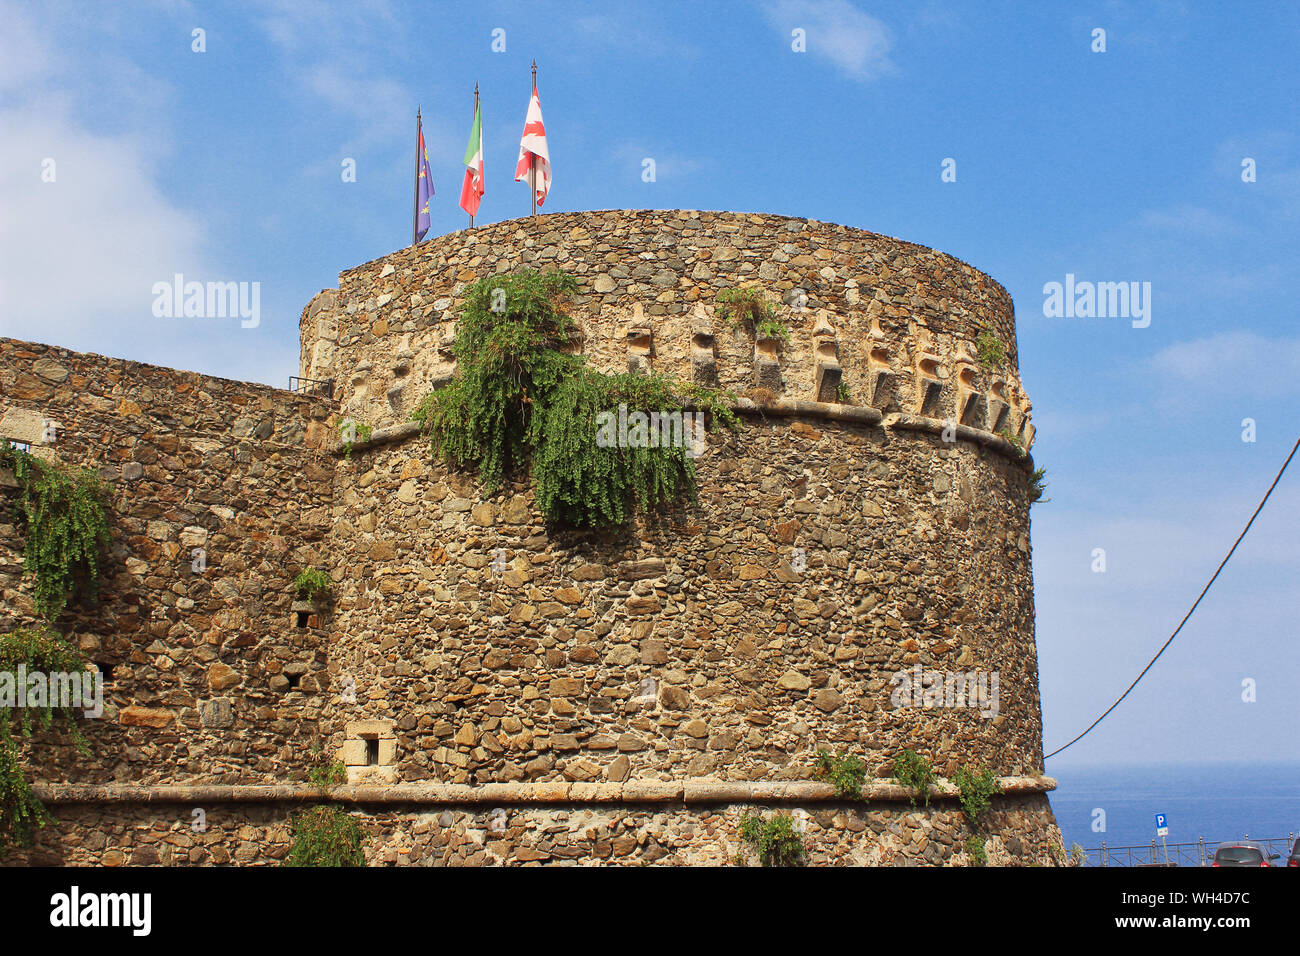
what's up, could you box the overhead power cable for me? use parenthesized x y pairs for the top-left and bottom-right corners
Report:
(1045, 433), (1300, 760)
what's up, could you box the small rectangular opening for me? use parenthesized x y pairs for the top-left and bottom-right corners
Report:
(2, 438), (31, 453)
(295, 611), (310, 628)
(364, 737), (379, 766)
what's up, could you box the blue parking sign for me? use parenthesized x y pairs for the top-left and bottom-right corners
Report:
(1155, 813), (1166, 829)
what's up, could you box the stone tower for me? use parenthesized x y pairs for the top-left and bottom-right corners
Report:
(1, 210), (1061, 866)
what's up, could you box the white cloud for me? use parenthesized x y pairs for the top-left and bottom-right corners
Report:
(1151, 332), (1300, 391)
(0, 3), (297, 386)
(1137, 204), (1245, 239)
(764, 0), (895, 81)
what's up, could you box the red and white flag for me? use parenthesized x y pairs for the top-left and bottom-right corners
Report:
(514, 83), (551, 206)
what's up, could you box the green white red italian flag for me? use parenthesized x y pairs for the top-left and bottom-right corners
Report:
(459, 100), (484, 217)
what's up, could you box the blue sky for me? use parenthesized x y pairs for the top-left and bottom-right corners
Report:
(2, 0), (1297, 769)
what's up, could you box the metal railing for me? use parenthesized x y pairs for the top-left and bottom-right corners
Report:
(1080, 834), (1296, 867)
(288, 376), (334, 400)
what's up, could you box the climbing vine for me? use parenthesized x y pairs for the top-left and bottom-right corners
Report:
(0, 440), (111, 622)
(0, 627), (92, 855)
(413, 269), (738, 528)
(0, 737), (44, 854)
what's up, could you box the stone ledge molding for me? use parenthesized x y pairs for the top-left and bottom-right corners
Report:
(329, 400), (1033, 471)
(35, 776), (1056, 805)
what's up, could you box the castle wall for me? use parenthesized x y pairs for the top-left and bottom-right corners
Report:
(298, 210), (1034, 445)
(325, 416), (1043, 788)
(0, 337), (337, 784)
(8, 790), (1059, 866)
(0, 210), (1058, 866)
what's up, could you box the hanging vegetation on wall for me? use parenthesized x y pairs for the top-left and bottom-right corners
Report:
(413, 269), (739, 528)
(0, 440), (112, 622)
(0, 627), (92, 854)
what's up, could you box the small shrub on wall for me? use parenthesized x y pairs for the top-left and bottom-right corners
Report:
(284, 805), (365, 867)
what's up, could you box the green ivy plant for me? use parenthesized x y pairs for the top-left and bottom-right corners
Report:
(737, 810), (804, 867)
(0, 440), (111, 622)
(0, 737), (45, 855)
(283, 804), (365, 867)
(952, 764), (1001, 828)
(813, 748), (868, 800)
(293, 568), (332, 602)
(0, 628), (93, 855)
(412, 269), (739, 529)
(975, 330), (1007, 370)
(893, 749), (936, 807)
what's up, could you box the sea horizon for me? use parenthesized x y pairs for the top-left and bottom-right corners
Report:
(1046, 759), (1300, 862)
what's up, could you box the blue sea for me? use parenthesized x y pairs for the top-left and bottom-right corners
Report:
(1049, 762), (1300, 864)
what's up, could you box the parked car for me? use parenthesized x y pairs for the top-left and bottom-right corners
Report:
(1287, 839), (1299, 868)
(1211, 841), (1281, 867)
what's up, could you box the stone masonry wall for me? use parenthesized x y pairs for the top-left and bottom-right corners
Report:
(9, 791), (1061, 867)
(298, 210), (1034, 446)
(323, 412), (1042, 789)
(0, 209), (1056, 865)
(0, 337), (337, 784)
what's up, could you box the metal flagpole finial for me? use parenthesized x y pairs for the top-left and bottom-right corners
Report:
(531, 59), (537, 89)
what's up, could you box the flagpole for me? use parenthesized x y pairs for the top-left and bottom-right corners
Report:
(529, 61), (537, 218)
(470, 84), (478, 229)
(413, 107), (421, 246)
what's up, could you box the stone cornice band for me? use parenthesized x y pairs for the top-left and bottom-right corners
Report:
(35, 776), (1055, 806)
(328, 402), (1034, 471)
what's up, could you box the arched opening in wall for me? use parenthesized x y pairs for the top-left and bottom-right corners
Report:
(295, 610), (310, 628)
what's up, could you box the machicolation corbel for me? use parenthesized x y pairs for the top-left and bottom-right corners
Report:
(954, 353), (983, 427)
(812, 309), (843, 403)
(690, 302), (717, 386)
(626, 302), (653, 375)
(868, 346), (895, 410)
(914, 353), (945, 417)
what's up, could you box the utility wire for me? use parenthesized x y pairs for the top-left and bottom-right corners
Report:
(1045, 433), (1300, 760)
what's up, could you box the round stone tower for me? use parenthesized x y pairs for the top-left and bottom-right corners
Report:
(297, 209), (1061, 866)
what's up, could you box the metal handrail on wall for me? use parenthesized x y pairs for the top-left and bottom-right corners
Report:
(1081, 834), (1296, 867)
(288, 376), (334, 400)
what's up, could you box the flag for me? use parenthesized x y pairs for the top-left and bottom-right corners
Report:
(459, 97), (484, 217)
(415, 113), (434, 242)
(514, 83), (551, 207)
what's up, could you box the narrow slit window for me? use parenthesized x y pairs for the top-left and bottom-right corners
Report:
(364, 737), (379, 766)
